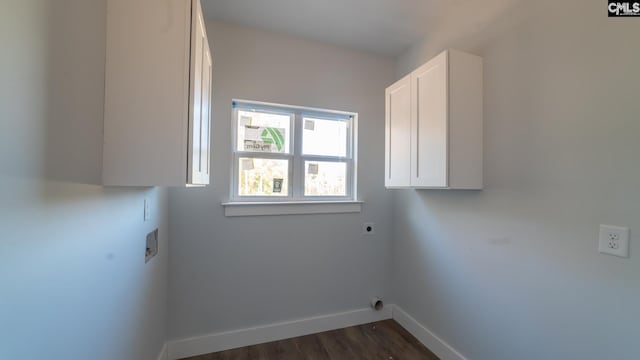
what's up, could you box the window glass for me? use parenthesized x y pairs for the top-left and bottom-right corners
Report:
(302, 117), (348, 157)
(237, 110), (291, 153)
(304, 161), (347, 196)
(238, 158), (289, 196)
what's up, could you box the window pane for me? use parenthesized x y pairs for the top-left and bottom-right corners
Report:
(239, 158), (289, 196)
(237, 110), (291, 153)
(302, 117), (348, 157)
(304, 161), (347, 196)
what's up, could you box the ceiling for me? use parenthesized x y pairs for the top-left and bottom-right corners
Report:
(201, 0), (450, 57)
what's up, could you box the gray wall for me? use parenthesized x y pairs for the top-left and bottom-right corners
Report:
(168, 21), (396, 339)
(392, 0), (640, 359)
(0, 1), (168, 359)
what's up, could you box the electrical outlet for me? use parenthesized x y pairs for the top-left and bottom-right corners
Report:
(598, 225), (630, 258)
(144, 199), (150, 222)
(363, 223), (375, 235)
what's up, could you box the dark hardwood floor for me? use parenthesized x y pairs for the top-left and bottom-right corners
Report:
(180, 320), (439, 360)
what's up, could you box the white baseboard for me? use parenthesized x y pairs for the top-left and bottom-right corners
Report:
(392, 305), (468, 360)
(167, 306), (393, 360)
(156, 343), (168, 360)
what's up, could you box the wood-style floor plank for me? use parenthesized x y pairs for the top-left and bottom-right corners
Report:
(292, 333), (332, 360)
(180, 320), (439, 360)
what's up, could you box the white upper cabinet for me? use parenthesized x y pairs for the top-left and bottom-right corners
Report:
(385, 50), (483, 189)
(103, 0), (212, 186)
(385, 74), (412, 188)
(188, 0), (212, 185)
(411, 52), (449, 187)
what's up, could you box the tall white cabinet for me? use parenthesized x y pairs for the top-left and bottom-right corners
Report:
(103, 0), (212, 186)
(384, 74), (412, 188)
(385, 50), (483, 189)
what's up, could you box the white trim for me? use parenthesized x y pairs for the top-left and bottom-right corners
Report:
(156, 343), (168, 360)
(392, 305), (468, 360)
(222, 200), (362, 217)
(166, 306), (392, 360)
(234, 99), (357, 117)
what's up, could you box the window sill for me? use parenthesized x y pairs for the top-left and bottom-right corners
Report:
(221, 200), (363, 217)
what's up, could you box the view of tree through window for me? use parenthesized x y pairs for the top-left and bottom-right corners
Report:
(238, 158), (288, 196)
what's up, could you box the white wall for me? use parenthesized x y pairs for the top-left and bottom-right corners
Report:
(168, 21), (396, 339)
(0, 1), (168, 359)
(393, 0), (640, 359)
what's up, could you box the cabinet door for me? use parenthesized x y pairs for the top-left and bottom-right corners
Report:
(411, 52), (448, 188)
(385, 74), (412, 187)
(188, 0), (211, 185)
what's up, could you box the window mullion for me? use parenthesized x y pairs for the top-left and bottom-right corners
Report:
(300, 155), (350, 162)
(235, 152), (294, 160)
(292, 112), (304, 199)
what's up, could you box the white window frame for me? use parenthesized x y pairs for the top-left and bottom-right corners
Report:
(229, 99), (358, 203)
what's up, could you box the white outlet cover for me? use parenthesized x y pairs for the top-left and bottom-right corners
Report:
(598, 225), (630, 258)
(144, 199), (151, 221)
